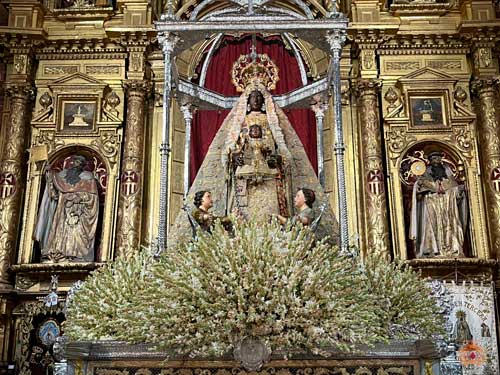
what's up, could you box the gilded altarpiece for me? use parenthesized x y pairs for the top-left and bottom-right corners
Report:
(18, 70), (124, 265)
(382, 67), (489, 260)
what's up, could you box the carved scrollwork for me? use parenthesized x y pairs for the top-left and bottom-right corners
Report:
(102, 91), (121, 122)
(452, 128), (473, 157)
(386, 128), (416, 161)
(33, 131), (65, 155)
(15, 275), (37, 291)
(91, 130), (121, 167)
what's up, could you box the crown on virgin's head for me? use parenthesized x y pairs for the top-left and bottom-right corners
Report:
(231, 53), (279, 93)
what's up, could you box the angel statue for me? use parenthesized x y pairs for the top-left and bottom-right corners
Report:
(169, 53), (338, 244)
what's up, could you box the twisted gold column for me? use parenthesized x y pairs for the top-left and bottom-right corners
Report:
(472, 78), (500, 259)
(355, 80), (391, 258)
(115, 80), (150, 258)
(0, 84), (33, 287)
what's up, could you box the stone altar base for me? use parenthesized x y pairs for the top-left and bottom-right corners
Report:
(60, 340), (440, 375)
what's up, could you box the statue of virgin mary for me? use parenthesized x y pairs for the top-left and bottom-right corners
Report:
(169, 54), (338, 244)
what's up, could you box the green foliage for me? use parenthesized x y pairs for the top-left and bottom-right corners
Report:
(65, 220), (443, 358)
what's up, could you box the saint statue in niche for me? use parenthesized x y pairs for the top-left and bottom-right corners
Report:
(409, 151), (468, 258)
(170, 53), (337, 243)
(34, 155), (99, 263)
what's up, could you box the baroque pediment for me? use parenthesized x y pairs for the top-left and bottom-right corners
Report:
(399, 67), (456, 82)
(48, 72), (107, 90)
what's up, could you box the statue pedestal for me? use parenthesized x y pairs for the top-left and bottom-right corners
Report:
(61, 340), (440, 375)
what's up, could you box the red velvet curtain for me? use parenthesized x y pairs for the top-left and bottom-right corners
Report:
(190, 35), (317, 183)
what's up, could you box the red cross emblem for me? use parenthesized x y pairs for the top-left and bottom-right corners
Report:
(367, 169), (384, 195)
(121, 170), (139, 196)
(491, 167), (500, 192)
(0, 173), (16, 199)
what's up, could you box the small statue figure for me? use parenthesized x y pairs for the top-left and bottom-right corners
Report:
(191, 190), (231, 232)
(277, 188), (316, 226)
(34, 155), (99, 263)
(409, 151), (467, 258)
(453, 311), (473, 346)
(227, 89), (289, 220)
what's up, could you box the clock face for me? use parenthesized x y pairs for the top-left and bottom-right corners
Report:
(37, 319), (60, 347)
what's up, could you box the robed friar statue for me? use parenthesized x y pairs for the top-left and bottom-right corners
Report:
(34, 155), (99, 263)
(409, 152), (468, 258)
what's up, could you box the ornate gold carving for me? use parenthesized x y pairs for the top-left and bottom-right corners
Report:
(385, 61), (420, 71)
(13, 54), (29, 75)
(102, 91), (122, 122)
(86, 66), (120, 75)
(91, 130), (121, 167)
(15, 275), (37, 291)
(13, 300), (64, 375)
(115, 80), (151, 258)
(473, 47), (492, 69)
(33, 130), (65, 155)
(386, 129), (416, 162)
(453, 86), (467, 105)
(43, 66), (79, 76)
(427, 60), (462, 70)
(0, 84), (34, 288)
(384, 87), (399, 112)
(452, 128), (473, 156)
(355, 80), (390, 257)
(361, 49), (376, 70)
(471, 78), (500, 258)
(129, 52), (145, 73)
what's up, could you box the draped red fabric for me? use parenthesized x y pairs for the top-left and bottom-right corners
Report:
(190, 35), (318, 183)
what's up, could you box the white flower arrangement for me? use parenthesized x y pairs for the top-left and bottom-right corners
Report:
(64, 220), (443, 358)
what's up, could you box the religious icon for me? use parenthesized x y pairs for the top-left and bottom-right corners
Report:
(60, 100), (96, 132)
(453, 310), (473, 346)
(37, 319), (60, 347)
(169, 52), (338, 244)
(34, 155), (99, 263)
(481, 323), (491, 338)
(410, 96), (445, 127)
(408, 151), (468, 258)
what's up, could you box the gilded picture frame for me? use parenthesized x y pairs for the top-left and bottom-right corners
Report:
(409, 95), (447, 128)
(59, 98), (97, 132)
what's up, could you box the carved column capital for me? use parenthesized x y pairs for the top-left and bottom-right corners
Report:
(123, 80), (151, 98)
(310, 95), (328, 119)
(5, 83), (35, 101)
(158, 31), (180, 55)
(180, 103), (194, 121)
(325, 28), (347, 56)
(354, 79), (382, 97)
(470, 77), (500, 96)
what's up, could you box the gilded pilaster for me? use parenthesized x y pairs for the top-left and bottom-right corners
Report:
(471, 78), (500, 259)
(115, 80), (150, 258)
(355, 79), (390, 257)
(0, 84), (33, 288)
